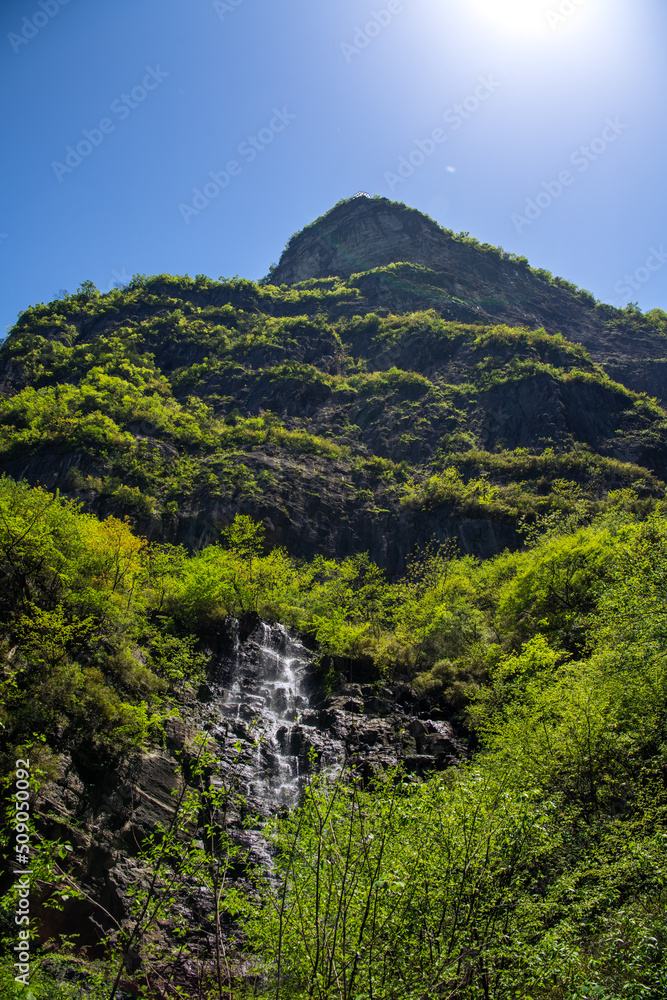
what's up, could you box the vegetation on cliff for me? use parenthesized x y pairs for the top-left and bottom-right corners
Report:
(1, 275), (666, 570)
(2, 202), (667, 996)
(0, 477), (666, 997)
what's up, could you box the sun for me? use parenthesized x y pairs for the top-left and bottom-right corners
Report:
(470, 0), (551, 38)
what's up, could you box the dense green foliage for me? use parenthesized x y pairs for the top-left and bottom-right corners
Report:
(3, 221), (667, 996)
(2, 479), (666, 996)
(2, 276), (665, 555)
(0, 475), (660, 755)
(246, 508), (667, 1000)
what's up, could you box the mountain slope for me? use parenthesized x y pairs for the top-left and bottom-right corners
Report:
(270, 196), (667, 402)
(1, 223), (666, 570)
(2, 201), (667, 1000)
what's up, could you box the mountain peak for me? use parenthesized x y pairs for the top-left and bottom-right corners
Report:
(270, 197), (447, 285)
(268, 197), (602, 340)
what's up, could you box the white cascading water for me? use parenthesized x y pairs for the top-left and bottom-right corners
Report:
(204, 618), (460, 879)
(214, 621), (312, 811)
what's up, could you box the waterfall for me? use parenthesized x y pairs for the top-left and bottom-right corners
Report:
(205, 617), (463, 823)
(211, 620), (315, 812)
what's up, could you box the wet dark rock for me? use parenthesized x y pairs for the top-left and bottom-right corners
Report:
(164, 717), (189, 752)
(328, 653), (382, 684)
(342, 698), (364, 713)
(117, 752), (183, 849)
(408, 719), (429, 741)
(196, 682), (214, 702)
(197, 621), (467, 807)
(403, 755), (439, 776)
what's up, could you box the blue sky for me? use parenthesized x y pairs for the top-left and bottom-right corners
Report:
(1, 0), (666, 336)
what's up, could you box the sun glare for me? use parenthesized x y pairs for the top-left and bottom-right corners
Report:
(471, 0), (551, 38)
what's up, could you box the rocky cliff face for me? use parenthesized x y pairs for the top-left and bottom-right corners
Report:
(272, 197), (449, 283)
